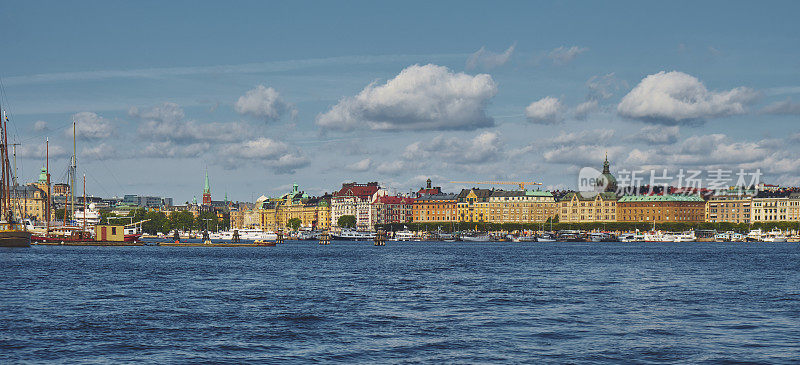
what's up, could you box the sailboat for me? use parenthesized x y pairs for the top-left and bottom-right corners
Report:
(0, 109), (32, 247)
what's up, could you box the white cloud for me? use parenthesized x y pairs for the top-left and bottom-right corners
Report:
(466, 43), (515, 70)
(234, 85), (296, 122)
(217, 137), (309, 173)
(316, 64), (498, 131)
(33, 121), (48, 132)
(82, 143), (117, 160)
(761, 98), (800, 115)
(617, 71), (758, 124)
(543, 145), (624, 166)
(548, 46), (588, 65)
(132, 102), (248, 145)
(69, 112), (113, 140)
(631, 125), (680, 145)
(17, 143), (68, 159)
(402, 131), (504, 164)
(525, 96), (565, 124)
(140, 142), (210, 158)
(586, 73), (626, 100)
(574, 100), (599, 120)
(551, 129), (615, 146)
(346, 158), (372, 172)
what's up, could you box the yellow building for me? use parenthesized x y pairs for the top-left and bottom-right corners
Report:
(750, 191), (790, 223)
(488, 190), (556, 223)
(456, 188), (492, 222)
(259, 184), (331, 231)
(705, 189), (754, 224)
(412, 193), (457, 223)
(790, 193), (800, 222)
(558, 192), (618, 223)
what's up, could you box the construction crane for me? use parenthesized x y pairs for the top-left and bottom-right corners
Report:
(449, 181), (543, 190)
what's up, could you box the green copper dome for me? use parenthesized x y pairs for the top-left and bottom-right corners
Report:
(38, 166), (48, 184)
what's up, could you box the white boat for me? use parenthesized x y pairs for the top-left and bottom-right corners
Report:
(763, 228), (787, 243)
(714, 232), (731, 242)
(332, 229), (376, 241)
(460, 232), (490, 242)
(210, 228), (277, 242)
(674, 231), (696, 242)
(73, 203), (101, 226)
(393, 228), (414, 241)
(746, 229), (763, 242)
(730, 232), (746, 242)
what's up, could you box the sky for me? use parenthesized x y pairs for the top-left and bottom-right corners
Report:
(1, 0), (799, 203)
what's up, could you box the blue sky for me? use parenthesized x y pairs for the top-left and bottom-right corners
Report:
(1, 0), (798, 202)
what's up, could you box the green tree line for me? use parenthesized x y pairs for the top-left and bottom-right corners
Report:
(99, 208), (230, 234)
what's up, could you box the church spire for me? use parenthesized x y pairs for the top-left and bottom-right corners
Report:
(602, 151), (610, 174)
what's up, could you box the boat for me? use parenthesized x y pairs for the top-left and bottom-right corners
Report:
(73, 203), (101, 227)
(730, 232), (746, 242)
(763, 228), (787, 243)
(618, 233), (636, 242)
(674, 231), (696, 242)
(210, 228), (277, 242)
(589, 232), (617, 242)
(746, 229), (763, 242)
(556, 230), (584, 242)
(0, 108), (31, 247)
(460, 232), (490, 242)
(331, 228), (376, 241)
(714, 232), (731, 242)
(393, 227), (414, 241)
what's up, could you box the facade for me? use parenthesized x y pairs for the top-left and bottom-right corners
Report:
(488, 190), (557, 223)
(260, 184), (331, 231)
(412, 193), (457, 223)
(558, 192), (618, 223)
(617, 195), (706, 222)
(705, 189), (754, 224)
(750, 191), (790, 223)
(331, 182), (385, 230)
(230, 203), (261, 230)
(456, 188), (493, 222)
(790, 193), (800, 222)
(416, 178), (442, 196)
(372, 195), (415, 226)
(53, 183), (70, 197)
(12, 184), (51, 222)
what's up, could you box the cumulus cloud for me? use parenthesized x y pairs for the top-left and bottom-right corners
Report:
(33, 121), (48, 132)
(140, 142), (210, 158)
(574, 100), (599, 120)
(466, 43), (515, 70)
(234, 85), (296, 122)
(548, 46), (588, 65)
(316, 64), (498, 131)
(346, 158), (372, 172)
(69, 112), (113, 140)
(617, 71), (758, 124)
(586, 73), (627, 100)
(543, 145), (625, 166)
(402, 131), (504, 164)
(17, 143), (68, 159)
(525, 96), (565, 124)
(132, 102), (248, 145)
(630, 125), (680, 145)
(551, 129), (615, 146)
(217, 137), (309, 173)
(82, 143), (117, 160)
(761, 98), (800, 115)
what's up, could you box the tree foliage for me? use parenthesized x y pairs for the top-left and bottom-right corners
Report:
(337, 215), (356, 229)
(287, 217), (302, 231)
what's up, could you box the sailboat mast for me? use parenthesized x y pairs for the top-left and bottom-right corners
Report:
(46, 138), (50, 233)
(70, 120), (76, 221)
(1, 109), (10, 220)
(82, 174), (86, 234)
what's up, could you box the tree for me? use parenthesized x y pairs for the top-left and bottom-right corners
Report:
(337, 215), (356, 229)
(195, 211), (222, 232)
(142, 211), (168, 234)
(169, 211), (195, 232)
(54, 209), (71, 222)
(287, 217), (302, 231)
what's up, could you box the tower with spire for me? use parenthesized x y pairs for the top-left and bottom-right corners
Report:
(202, 170), (212, 205)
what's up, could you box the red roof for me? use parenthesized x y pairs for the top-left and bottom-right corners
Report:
(376, 195), (415, 204)
(416, 187), (442, 196)
(334, 182), (380, 198)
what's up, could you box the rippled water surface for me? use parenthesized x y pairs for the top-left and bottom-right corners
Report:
(2, 242), (799, 363)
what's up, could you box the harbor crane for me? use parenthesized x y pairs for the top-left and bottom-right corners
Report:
(449, 181), (543, 190)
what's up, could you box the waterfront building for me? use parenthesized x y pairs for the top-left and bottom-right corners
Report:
(372, 195), (415, 226)
(489, 190), (557, 223)
(617, 194), (706, 222)
(53, 182), (70, 197)
(456, 188), (493, 222)
(412, 193), (457, 223)
(122, 194), (173, 208)
(416, 179), (442, 196)
(11, 184), (50, 222)
(705, 189), (754, 224)
(750, 191), (790, 223)
(558, 192), (618, 223)
(260, 184), (331, 231)
(331, 182), (386, 231)
(790, 193), (800, 222)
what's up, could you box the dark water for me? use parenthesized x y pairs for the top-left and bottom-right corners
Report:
(2, 242), (799, 364)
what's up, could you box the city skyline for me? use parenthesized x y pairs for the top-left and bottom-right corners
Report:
(2, 1), (799, 202)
